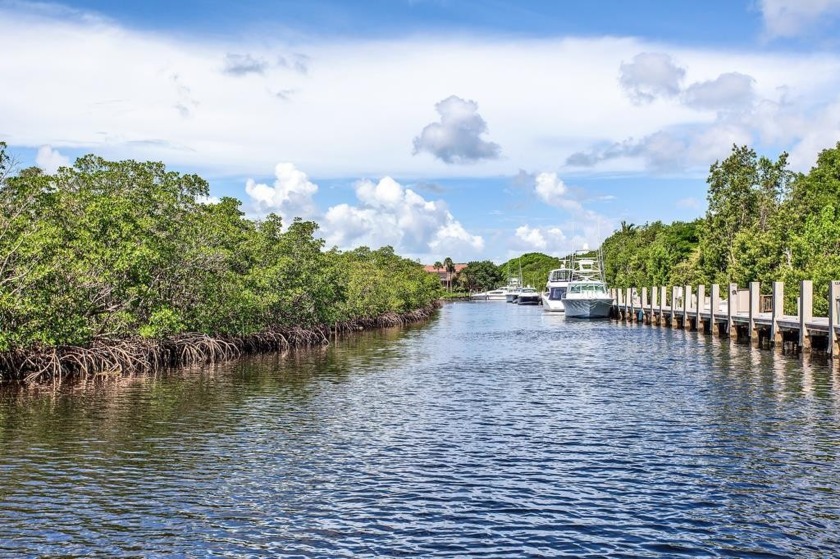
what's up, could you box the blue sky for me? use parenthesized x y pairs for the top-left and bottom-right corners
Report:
(2, 0), (840, 263)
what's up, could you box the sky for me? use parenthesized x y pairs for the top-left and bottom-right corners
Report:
(2, 0), (840, 264)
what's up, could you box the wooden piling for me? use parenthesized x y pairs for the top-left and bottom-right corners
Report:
(683, 285), (693, 330)
(749, 282), (760, 346)
(671, 286), (680, 328)
(659, 286), (667, 326)
(830, 281), (839, 358)
(800, 280), (813, 352)
(710, 284), (720, 336)
(696, 284), (705, 332)
(772, 281), (784, 347)
(727, 283), (737, 339)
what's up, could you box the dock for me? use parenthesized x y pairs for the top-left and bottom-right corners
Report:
(609, 280), (840, 360)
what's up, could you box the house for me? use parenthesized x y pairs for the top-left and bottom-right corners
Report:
(423, 263), (468, 287)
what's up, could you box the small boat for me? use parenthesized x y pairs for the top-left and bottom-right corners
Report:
(562, 249), (613, 318)
(516, 286), (541, 305)
(541, 260), (574, 312)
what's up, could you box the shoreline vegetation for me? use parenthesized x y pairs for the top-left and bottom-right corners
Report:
(602, 142), (840, 316)
(0, 304), (439, 384)
(0, 143), (442, 384)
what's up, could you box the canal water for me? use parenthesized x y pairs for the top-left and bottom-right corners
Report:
(2, 302), (840, 557)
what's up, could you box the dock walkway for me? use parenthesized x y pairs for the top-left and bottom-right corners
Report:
(610, 280), (840, 359)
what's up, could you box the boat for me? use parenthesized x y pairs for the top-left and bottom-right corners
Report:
(485, 288), (509, 301)
(541, 259), (574, 312)
(473, 276), (521, 301)
(563, 249), (613, 318)
(516, 286), (541, 305)
(505, 266), (524, 302)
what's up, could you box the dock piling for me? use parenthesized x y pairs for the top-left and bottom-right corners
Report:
(800, 280), (813, 352)
(830, 281), (839, 358)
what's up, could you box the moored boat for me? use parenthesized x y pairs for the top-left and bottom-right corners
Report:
(563, 249), (613, 318)
(516, 286), (541, 305)
(563, 281), (613, 318)
(541, 260), (574, 312)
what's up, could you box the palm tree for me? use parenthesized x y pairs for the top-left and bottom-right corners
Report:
(432, 260), (444, 289)
(443, 257), (454, 292)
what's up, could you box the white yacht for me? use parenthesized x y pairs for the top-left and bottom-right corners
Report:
(516, 286), (541, 305)
(473, 276), (521, 301)
(563, 250), (613, 318)
(541, 260), (574, 312)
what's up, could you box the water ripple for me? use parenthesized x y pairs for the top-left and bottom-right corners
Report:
(2, 302), (840, 557)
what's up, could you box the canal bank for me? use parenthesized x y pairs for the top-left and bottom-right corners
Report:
(0, 303), (440, 384)
(611, 280), (840, 362)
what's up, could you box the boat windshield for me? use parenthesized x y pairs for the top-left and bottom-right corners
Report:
(569, 282), (607, 296)
(548, 269), (573, 282)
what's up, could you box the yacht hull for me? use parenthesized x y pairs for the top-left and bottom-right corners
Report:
(517, 294), (541, 305)
(563, 297), (612, 318)
(541, 294), (565, 312)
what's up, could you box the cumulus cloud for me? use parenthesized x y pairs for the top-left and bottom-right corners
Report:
(619, 52), (685, 104)
(683, 72), (755, 111)
(3, 5), (840, 184)
(509, 221), (610, 257)
(760, 0), (840, 38)
(412, 95), (501, 164)
(513, 225), (566, 251)
(322, 176), (483, 258)
(533, 172), (582, 211)
(567, 123), (753, 172)
(575, 57), (764, 172)
(566, 139), (645, 167)
(245, 162), (319, 222)
(35, 145), (69, 174)
(223, 53), (268, 76)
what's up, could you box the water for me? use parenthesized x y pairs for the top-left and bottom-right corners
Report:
(2, 302), (840, 557)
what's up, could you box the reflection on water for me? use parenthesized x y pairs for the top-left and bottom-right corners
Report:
(2, 303), (840, 557)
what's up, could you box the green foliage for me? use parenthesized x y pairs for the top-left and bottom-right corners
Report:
(698, 145), (793, 284)
(498, 252), (564, 288)
(456, 260), (503, 292)
(602, 220), (701, 287)
(601, 142), (840, 317)
(0, 151), (441, 351)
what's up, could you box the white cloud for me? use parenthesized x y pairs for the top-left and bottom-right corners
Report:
(35, 145), (69, 174)
(509, 222), (608, 258)
(567, 123), (754, 172)
(682, 72), (755, 111)
(245, 162), (319, 222)
(514, 225), (567, 251)
(783, 99), (840, 170)
(322, 176), (483, 259)
(222, 53), (268, 76)
(534, 172), (582, 211)
(1, 4), (840, 192)
(412, 95), (501, 164)
(619, 52), (685, 104)
(760, 0), (840, 38)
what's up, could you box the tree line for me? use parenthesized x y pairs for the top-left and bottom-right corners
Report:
(0, 145), (442, 381)
(602, 142), (840, 314)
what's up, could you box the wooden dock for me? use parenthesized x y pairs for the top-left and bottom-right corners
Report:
(609, 281), (840, 360)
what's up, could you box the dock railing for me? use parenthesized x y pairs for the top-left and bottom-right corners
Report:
(610, 279), (840, 360)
